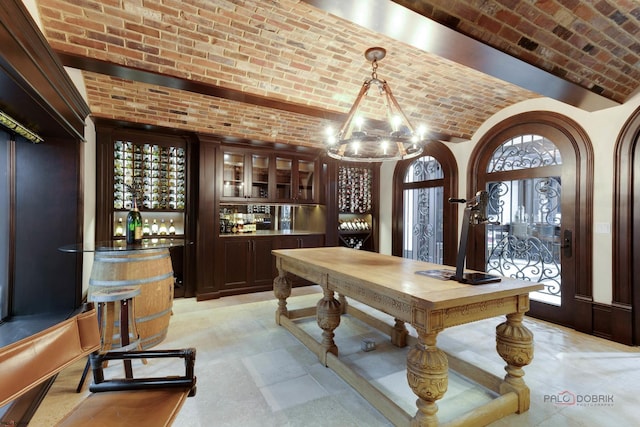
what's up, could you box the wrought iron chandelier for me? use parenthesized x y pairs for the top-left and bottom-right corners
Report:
(325, 47), (425, 162)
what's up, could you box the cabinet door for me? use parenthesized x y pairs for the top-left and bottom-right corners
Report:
(250, 154), (270, 199)
(276, 235), (301, 249)
(299, 234), (324, 248)
(275, 157), (292, 201)
(251, 238), (275, 286)
(276, 234), (323, 249)
(221, 238), (251, 289)
(296, 159), (315, 202)
(222, 151), (246, 199)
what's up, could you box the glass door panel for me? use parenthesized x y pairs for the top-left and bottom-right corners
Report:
(251, 154), (269, 199)
(223, 152), (245, 198)
(297, 159), (314, 201)
(275, 157), (292, 200)
(485, 177), (562, 305)
(403, 186), (444, 264)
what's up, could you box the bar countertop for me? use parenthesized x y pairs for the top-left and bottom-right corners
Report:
(218, 230), (324, 238)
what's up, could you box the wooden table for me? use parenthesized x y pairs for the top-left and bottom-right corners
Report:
(272, 247), (543, 427)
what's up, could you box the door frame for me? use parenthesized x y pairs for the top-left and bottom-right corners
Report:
(613, 105), (640, 345)
(467, 111), (593, 332)
(392, 140), (459, 266)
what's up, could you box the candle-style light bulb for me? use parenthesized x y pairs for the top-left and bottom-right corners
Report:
(381, 140), (388, 155)
(417, 124), (427, 139)
(392, 115), (402, 132)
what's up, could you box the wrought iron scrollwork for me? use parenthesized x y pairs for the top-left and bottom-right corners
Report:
(488, 135), (562, 172)
(486, 235), (561, 296)
(414, 188), (435, 262)
(535, 177), (561, 225)
(405, 156), (443, 183)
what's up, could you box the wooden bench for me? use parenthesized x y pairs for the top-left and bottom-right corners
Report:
(0, 307), (196, 426)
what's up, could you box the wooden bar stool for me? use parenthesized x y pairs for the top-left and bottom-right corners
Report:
(76, 286), (144, 392)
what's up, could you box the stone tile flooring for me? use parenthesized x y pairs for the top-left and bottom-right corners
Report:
(29, 286), (640, 426)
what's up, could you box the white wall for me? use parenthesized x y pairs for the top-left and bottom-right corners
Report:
(379, 94), (640, 306)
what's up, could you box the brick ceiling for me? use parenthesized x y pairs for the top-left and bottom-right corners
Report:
(35, 0), (640, 149)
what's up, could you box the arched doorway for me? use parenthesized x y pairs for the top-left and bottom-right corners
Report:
(468, 112), (593, 331)
(392, 141), (458, 266)
(613, 105), (640, 345)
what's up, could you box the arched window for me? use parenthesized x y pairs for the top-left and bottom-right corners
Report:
(393, 142), (458, 266)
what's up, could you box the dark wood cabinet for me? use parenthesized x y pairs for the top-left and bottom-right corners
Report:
(218, 236), (275, 294)
(217, 234), (324, 296)
(221, 149), (271, 201)
(274, 155), (317, 203)
(220, 147), (319, 204)
(274, 234), (324, 287)
(276, 234), (325, 249)
(95, 123), (198, 298)
(196, 136), (325, 300)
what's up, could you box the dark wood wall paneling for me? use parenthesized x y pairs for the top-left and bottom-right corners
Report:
(195, 134), (218, 300)
(0, 0), (90, 317)
(13, 136), (82, 313)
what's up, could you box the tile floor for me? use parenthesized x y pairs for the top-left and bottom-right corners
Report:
(30, 286), (640, 426)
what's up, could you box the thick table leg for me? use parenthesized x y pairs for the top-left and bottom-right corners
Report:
(391, 319), (409, 347)
(338, 293), (348, 314)
(316, 288), (341, 364)
(406, 331), (448, 427)
(496, 312), (534, 413)
(273, 268), (292, 324)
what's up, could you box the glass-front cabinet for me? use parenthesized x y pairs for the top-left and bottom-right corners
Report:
(274, 156), (315, 203)
(222, 151), (271, 200)
(221, 148), (318, 204)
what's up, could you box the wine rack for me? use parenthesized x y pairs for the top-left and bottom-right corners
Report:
(113, 140), (186, 211)
(337, 165), (376, 251)
(338, 166), (372, 213)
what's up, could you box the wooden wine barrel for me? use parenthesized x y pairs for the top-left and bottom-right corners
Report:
(89, 248), (174, 349)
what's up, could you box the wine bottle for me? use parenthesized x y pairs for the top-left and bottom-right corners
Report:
(142, 218), (150, 236)
(126, 198), (143, 244)
(159, 219), (168, 235)
(168, 219), (176, 235)
(115, 218), (124, 237)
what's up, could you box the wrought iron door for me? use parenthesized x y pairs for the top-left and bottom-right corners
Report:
(402, 156), (445, 264)
(483, 135), (564, 306)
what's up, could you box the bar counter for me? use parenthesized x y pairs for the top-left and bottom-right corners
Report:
(218, 230), (324, 237)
